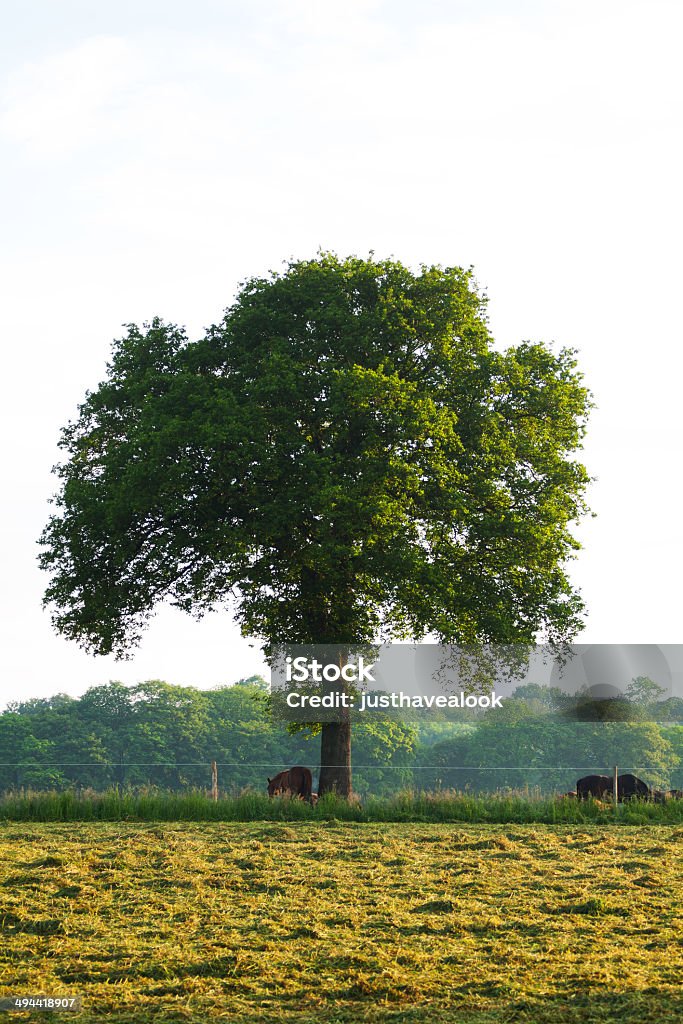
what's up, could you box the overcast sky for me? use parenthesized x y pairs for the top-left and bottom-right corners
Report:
(1, 0), (682, 708)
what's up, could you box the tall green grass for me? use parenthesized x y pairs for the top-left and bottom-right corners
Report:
(1, 787), (683, 824)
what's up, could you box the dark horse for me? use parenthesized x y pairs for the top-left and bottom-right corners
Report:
(576, 774), (613, 800)
(576, 773), (652, 801)
(616, 773), (651, 800)
(267, 766), (313, 803)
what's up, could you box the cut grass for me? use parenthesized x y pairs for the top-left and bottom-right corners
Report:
(2, 788), (683, 824)
(0, 822), (681, 1022)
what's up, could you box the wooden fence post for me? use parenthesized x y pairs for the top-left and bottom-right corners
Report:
(211, 761), (218, 802)
(613, 765), (619, 812)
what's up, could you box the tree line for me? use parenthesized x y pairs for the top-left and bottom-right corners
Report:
(2, 678), (681, 795)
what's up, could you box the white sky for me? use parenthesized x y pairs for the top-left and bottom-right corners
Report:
(1, 0), (682, 708)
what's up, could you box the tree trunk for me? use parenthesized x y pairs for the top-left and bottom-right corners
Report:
(318, 720), (352, 797)
(299, 571), (354, 798)
(318, 647), (352, 798)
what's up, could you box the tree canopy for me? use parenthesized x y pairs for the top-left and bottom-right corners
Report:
(39, 253), (594, 795)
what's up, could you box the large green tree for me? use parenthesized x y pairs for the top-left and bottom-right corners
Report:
(39, 253), (592, 796)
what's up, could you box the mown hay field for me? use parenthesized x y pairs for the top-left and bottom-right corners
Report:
(1, 822), (682, 1023)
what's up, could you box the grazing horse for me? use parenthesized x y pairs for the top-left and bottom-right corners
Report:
(267, 766), (313, 803)
(617, 773), (651, 801)
(649, 788), (683, 802)
(577, 774), (613, 800)
(651, 788), (683, 802)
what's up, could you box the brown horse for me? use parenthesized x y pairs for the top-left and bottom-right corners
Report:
(267, 766), (313, 803)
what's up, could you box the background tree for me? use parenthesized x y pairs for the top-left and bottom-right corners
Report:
(3, 678), (680, 797)
(415, 695), (680, 794)
(4, 693), (110, 789)
(626, 676), (667, 706)
(0, 678), (419, 796)
(77, 683), (139, 789)
(39, 253), (592, 797)
(654, 698), (683, 724)
(0, 714), (63, 789)
(664, 726), (683, 787)
(129, 681), (211, 788)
